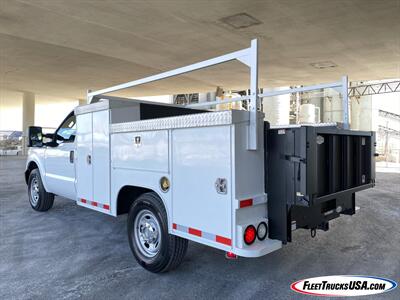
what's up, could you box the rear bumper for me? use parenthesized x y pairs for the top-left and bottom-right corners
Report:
(233, 239), (282, 258)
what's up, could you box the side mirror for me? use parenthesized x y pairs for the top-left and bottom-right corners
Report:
(28, 126), (43, 147)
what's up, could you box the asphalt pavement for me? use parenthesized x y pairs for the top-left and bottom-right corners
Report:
(0, 156), (399, 299)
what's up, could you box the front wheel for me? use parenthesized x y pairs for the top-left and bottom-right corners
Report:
(28, 169), (54, 211)
(127, 192), (188, 273)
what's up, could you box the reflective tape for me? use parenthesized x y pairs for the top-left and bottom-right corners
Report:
(79, 198), (110, 210)
(239, 199), (253, 208)
(238, 194), (267, 208)
(172, 223), (231, 246)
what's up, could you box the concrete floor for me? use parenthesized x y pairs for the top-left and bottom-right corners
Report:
(0, 156), (399, 300)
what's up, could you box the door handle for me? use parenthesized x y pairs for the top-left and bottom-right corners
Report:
(69, 150), (74, 163)
(86, 154), (92, 165)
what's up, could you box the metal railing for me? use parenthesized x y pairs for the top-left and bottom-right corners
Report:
(188, 76), (350, 129)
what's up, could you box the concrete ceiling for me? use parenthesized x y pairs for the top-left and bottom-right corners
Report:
(1, 0), (399, 100)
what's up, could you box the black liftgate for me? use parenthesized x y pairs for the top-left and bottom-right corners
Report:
(265, 123), (376, 243)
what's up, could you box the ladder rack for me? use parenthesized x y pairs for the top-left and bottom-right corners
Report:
(88, 39), (350, 150)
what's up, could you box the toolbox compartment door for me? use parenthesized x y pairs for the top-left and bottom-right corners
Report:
(92, 110), (110, 207)
(76, 113), (93, 201)
(172, 125), (232, 241)
(76, 110), (110, 210)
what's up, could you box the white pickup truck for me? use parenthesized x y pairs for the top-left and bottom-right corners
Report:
(25, 40), (375, 273)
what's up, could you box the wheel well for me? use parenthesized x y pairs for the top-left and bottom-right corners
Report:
(116, 185), (153, 215)
(25, 161), (38, 184)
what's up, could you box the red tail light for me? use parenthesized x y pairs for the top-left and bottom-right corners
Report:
(244, 225), (256, 245)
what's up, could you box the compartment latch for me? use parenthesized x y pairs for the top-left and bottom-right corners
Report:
(285, 155), (306, 164)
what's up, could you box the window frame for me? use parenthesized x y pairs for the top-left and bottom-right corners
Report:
(54, 111), (76, 144)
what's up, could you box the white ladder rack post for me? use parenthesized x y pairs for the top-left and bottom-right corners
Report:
(248, 39), (259, 150)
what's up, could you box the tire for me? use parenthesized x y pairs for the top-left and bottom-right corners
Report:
(28, 169), (54, 211)
(127, 192), (188, 273)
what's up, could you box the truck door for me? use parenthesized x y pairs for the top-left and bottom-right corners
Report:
(44, 112), (77, 200)
(76, 110), (110, 211)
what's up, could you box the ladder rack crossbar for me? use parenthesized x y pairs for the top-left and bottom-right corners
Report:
(88, 48), (250, 99)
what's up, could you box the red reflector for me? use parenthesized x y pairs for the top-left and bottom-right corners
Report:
(216, 235), (232, 246)
(92, 201), (98, 207)
(240, 199), (253, 208)
(188, 227), (202, 237)
(103, 204), (110, 210)
(225, 251), (237, 259)
(172, 223), (177, 230)
(244, 225), (256, 245)
(81, 199), (87, 203)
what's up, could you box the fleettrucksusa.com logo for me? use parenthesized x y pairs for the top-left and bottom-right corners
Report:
(291, 275), (397, 297)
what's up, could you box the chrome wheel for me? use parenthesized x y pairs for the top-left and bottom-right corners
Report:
(30, 177), (40, 206)
(134, 209), (161, 258)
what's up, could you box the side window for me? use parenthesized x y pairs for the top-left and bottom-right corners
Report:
(56, 114), (76, 143)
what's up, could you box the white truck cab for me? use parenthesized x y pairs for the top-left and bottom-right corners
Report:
(25, 40), (375, 273)
(25, 112), (77, 203)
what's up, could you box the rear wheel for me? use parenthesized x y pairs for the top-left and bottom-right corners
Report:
(28, 169), (54, 211)
(127, 192), (188, 273)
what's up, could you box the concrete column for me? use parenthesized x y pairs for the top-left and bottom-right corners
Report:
(22, 92), (35, 155)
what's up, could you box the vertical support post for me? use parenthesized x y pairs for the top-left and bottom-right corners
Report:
(342, 75), (349, 129)
(248, 39), (258, 150)
(22, 92), (35, 155)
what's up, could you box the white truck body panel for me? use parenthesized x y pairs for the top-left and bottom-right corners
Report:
(26, 148), (49, 190)
(45, 142), (76, 200)
(107, 108), (281, 255)
(26, 102), (282, 256)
